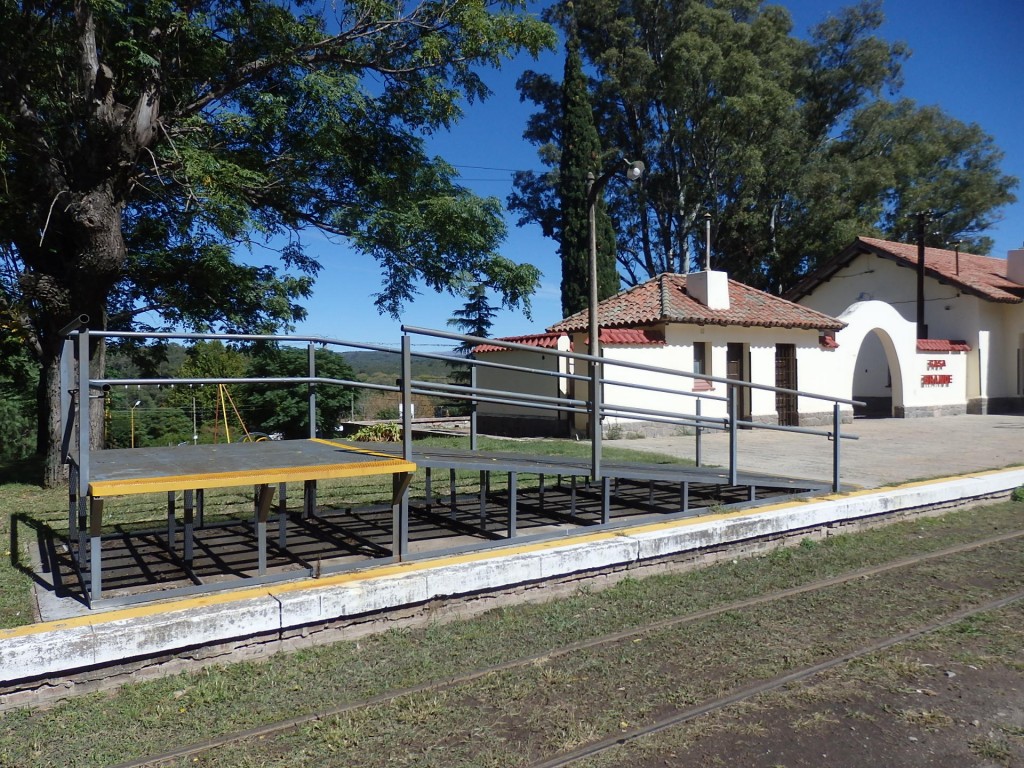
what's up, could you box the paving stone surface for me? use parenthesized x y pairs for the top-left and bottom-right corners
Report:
(627, 414), (1024, 489)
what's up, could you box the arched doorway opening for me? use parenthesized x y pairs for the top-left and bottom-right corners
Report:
(852, 328), (904, 418)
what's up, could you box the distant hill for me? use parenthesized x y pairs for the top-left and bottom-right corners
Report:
(343, 350), (467, 385)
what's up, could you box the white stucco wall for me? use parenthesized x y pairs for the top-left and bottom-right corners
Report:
(990, 302), (1024, 398)
(825, 300), (966, 415)
(799, 250), (1024, 412)
(475, 340), (571, 421)
(601, 342), (697, 424)
(826, 301), (912, 409)
(594, 325), (841, 427)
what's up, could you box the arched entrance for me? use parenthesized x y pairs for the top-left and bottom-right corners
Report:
(834, 301), (914, 419)
(852, 329), (903, 417)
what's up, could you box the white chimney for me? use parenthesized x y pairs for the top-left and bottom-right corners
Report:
(1008, 248), (1024, 285)
(688, 270), (730, 310)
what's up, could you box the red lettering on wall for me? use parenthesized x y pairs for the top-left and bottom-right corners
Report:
(926, 359), (946, 369)
(921, 374), (953, 386)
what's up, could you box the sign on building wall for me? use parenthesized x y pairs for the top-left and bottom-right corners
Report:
(922, 359), (952, 386)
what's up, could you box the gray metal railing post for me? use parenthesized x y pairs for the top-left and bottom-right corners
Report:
(470, 364), (478, 451)
(401, 334), (413, 462)
(591, 356), (602, 481)
(77, 327), (100, 598)
(397, 335), (414, 561)
(307, 342), (316, 438)
(728, 384), (738, 486)
(60, 337), (74, 460)
(695, 399), (702, 467)
(60, 342), (78, 465)
(77, 328), (90, 495)
(832, 402), (841, 492)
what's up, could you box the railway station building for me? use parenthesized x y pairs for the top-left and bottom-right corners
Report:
(475, 236), (1024, 435)
(787, 237), (1024, 418)
(474, 268), (848, 436)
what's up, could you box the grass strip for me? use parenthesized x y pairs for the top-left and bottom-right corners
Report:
(582, 603), (1024, 768)
(0, 500), (1021, 766)
(143, 539), (1024, 767)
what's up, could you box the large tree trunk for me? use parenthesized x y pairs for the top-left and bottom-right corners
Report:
(30, 189), (124, 488)
(38, 351), (65, 488)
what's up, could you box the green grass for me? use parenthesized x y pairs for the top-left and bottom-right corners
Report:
(1, 500), (1020, 766)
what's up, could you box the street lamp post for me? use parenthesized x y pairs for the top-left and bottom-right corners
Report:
(585, 158), (645, 480)
(130, 399), (142, 448)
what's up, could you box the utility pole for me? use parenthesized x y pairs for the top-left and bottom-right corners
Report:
(915, 210), (931, 340)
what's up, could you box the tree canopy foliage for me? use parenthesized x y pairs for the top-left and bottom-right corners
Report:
(0, 0), (553, 484)
(511, 0), (1017, 294)
(245, 345), (358, 439)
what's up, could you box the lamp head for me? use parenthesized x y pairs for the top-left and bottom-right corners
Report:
(624, 160), (645, 181)
(133, 400), (141, 407)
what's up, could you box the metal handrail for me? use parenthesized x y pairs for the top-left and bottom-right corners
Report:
(401, 324), (864, 406)
(401, 324), (863, 490)
(65, 322), (863, 497)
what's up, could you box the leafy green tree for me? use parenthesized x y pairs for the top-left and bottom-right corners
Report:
(0, 0), (552, 485)
(160, 340), (250, 440)
(0, 318), (37, 462)
(244, 346), (358, 439)
(512, 0), (1016, 293)
(833, 99), (1017, 251)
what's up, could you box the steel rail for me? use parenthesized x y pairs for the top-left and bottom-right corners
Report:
(77, 329), (402, 356)
(533, 588), (1024, 768)
(407, 378), (731, 428)
(109, 527), (1024, 768)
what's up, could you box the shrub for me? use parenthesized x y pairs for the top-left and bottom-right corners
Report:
(350, 423), (403, 442)
(1011, 486), (1024, 503)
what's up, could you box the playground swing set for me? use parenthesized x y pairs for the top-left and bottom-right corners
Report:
(211, 383), (269, 444)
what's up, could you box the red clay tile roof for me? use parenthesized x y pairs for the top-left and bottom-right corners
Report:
(917, 339), (971, 352)
(786, 236), (1024, 304)
(591, 328), (665, 346)
(547, 273), (845, 333)
(472, 332), (568, 354)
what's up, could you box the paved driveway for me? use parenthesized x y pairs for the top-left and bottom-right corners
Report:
(627, 414), (1024, 489)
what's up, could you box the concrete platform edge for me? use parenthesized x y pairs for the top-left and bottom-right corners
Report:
(3, 468), (1023, 686)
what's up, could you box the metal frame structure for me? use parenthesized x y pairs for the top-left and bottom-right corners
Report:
(58, 319), (862, 607)
(401, 324), (862, 491)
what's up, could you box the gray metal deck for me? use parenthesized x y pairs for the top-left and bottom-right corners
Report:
(55, 440), (830, 606)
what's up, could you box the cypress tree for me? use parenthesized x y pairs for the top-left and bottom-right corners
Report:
(557, 20), (619, 319)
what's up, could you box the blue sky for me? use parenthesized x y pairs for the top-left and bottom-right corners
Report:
(287, 0), (1024, 349)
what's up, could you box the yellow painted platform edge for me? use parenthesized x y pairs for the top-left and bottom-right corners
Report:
(310, 438), (405, 460)
(6, 466), (1022, 641)
(89, 459), (417, 497)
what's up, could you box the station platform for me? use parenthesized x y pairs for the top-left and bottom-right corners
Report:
(5, 464), (1023, 705)
(70, 439), (415, 604)
(58, 438), (827, 611)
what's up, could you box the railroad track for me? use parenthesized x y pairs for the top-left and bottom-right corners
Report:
(111, 527), (1024, 768)
(531, 589), (1024, 767)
